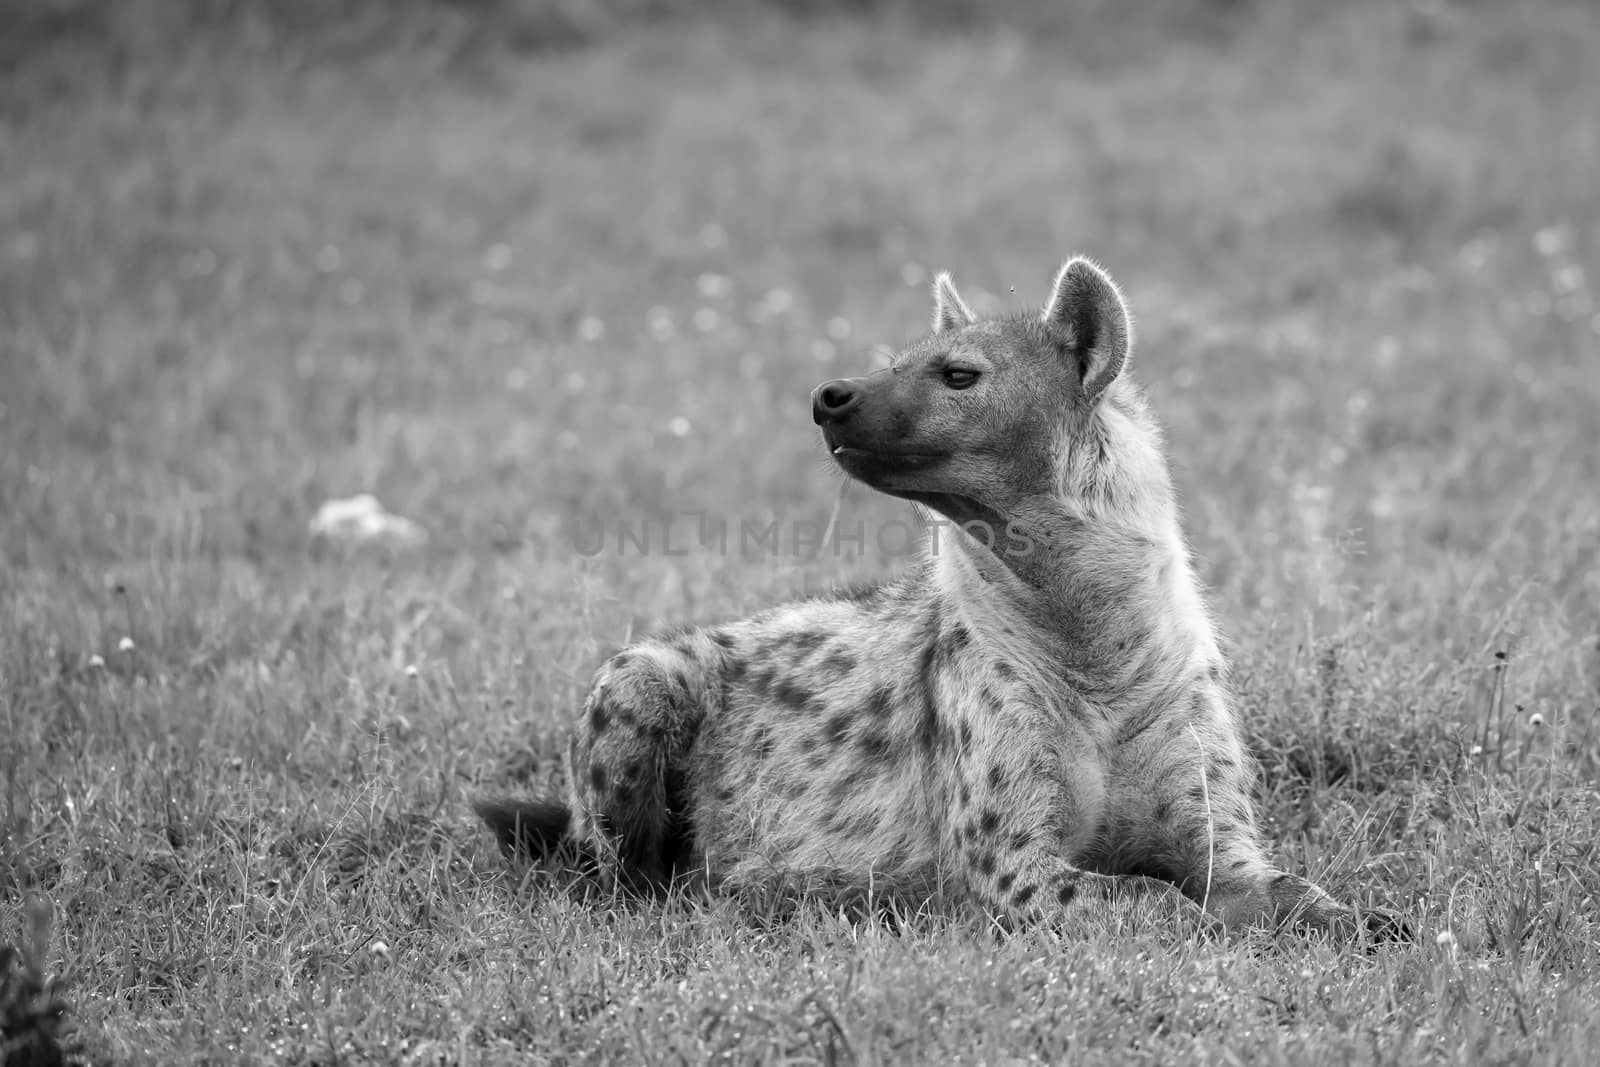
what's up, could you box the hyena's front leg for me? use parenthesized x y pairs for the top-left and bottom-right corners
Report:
(565, 633), (724, 891)
(1112, 720), (1375, 938)
(951, 731), (1205, 929)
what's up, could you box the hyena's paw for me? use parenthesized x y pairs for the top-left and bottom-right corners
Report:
(1350, 903), (1414, 944)
(1253, 873), (1411, 943)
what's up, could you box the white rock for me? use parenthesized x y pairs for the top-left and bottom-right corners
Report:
(309, 494), (427, 548)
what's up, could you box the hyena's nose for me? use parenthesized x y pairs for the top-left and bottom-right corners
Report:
(812, 379), (861, 425)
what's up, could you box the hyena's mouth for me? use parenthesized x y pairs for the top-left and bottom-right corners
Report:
(830, 446), (943, 467)
(827, 445), (948, 486)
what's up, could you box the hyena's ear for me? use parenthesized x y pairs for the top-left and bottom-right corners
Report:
(932, 272), (977, 333)
(1042, 257), (1132, 405)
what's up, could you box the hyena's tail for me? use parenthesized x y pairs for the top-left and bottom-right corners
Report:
(473, 797), (593, 868)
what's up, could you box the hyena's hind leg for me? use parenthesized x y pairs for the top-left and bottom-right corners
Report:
(565, 633), (725, 892)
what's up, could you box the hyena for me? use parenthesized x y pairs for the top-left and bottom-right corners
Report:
(479, 256), (1396, 938)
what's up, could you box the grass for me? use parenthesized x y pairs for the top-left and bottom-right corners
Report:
(3, 0), (1600, 1062)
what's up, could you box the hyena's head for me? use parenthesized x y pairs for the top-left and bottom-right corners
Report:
(812, 257), (1164, 532)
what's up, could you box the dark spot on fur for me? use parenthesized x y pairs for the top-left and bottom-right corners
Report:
(979, 810), (1000, 835)
(825, 712), (852, 746)
(946, 624), (971, 652)
(773, 676), (814, 713)
(717, 786), (734, 803)
(807, 749), (830, 770)
(987, 762), (1005, 790)
(791, 631), (827, 656)
(589, 701), (611, 734)
(1012, 884), (1037, 907)
(917, 635), (940, 688)
(622, 760), (642, 783)
(1009, 829), (1033, 851)
(915, 694), (940, 754)
(1056, 882), (1077, 905)
(865, 684), (894, 718)
(711, 630), (736, 650)
(857, 727), (892, 763)
(992, 660), (1015, 681)
(726, 656), (747, 681)
(589, 763), (608, 792)
(1186, 785), (1207, 804)
(997, 872), (1015, 892)
(671, 668), (691, 695)
(846, 809), (879, 836)
(1207, 760), (1236, 785)
(958, 781), (971, 806)
(820, 648), (857, 677)
(976, 851), (996, 876)
(746, 665), (774, 696)
(958, 721), (972, 751)
(1151, 799), (1172, 824)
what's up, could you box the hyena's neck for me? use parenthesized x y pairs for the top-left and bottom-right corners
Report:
(930, 489), (1224, 700)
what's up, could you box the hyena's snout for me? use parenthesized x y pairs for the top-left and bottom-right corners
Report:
(811, 377), (864, 426)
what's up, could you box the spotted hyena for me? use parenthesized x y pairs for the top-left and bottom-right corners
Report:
(479, 257), (1398, 938)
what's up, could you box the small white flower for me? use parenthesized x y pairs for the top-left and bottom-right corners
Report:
(1469, 745), (1483, 756)
(117, 636), (135, 653)
(404, 664), (419, 679)
(88, 654), (105, 669)
(1529, 713), (1545, 728)
(369, 940), (389, 958)
(1435, 930), (1456, 947)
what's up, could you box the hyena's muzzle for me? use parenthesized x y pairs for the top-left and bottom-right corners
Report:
(811, 373), (951, 490)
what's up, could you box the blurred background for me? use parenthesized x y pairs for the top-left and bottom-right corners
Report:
(4, 0), (1599, 765)
(3, 1), (1599, 1059)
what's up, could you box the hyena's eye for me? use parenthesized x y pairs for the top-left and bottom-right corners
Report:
(942, 367), (980, 390)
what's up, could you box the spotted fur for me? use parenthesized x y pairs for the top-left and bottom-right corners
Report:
(478, 256), (1402, 939)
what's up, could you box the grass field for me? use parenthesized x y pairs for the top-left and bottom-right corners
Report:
(3, 0), (1600, 1062)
